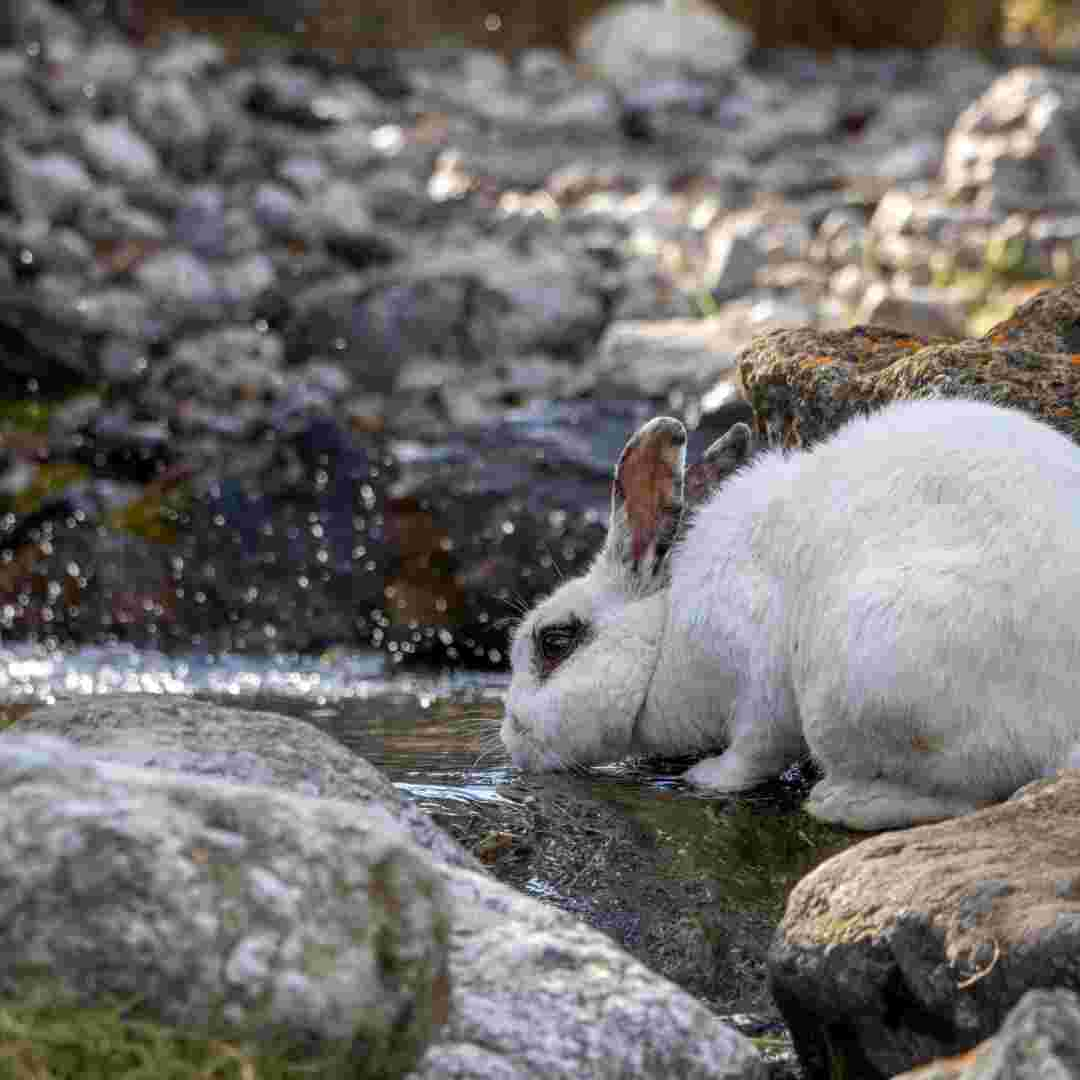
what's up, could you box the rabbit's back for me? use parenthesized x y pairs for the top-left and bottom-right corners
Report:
(677, 397), (1080, 598)
(658, 397), (1080, 826)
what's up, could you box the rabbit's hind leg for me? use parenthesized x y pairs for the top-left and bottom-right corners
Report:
(804, 776), (984, 830)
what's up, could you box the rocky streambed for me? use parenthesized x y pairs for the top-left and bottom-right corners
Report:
(7, 1), (1080, 1077)
(4, 0), (1080, 663)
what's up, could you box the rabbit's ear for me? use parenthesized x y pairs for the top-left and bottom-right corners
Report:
(685, 422), (756, 509)
(606, 417), (687, 580)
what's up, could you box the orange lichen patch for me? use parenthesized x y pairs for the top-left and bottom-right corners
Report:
(901, 1045), (983, 1079)
(804, 355), (836, 367)
(1070, 355), (1080, 365)
(474, 831), (515, 864)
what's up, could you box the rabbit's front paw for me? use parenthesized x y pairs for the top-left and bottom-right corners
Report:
(683, 751), (777, 792)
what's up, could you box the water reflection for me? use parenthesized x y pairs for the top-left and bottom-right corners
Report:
(0, 641), (513, 796)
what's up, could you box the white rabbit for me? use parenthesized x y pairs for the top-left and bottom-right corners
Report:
(501, 397), (1080, 830)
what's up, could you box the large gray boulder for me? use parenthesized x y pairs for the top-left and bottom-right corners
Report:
(0, 732), (450, 1078)
(16, 696), (768, 1080)
(9, 695), (482, 872)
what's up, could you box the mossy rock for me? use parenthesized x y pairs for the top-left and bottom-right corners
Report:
(737, 281), (1080, 448)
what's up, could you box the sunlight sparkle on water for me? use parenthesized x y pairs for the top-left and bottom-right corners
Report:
(0, 644), (410, 703)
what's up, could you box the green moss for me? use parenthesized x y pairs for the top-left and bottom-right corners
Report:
(7, 463), (90, 515)
(605, 789), (855, 922)
(0, 400), (57, 434)
(692, 290), (721, 319)
(806, 910), (876, 946)
(681, 802), (853, 920)
(984, 234), (1044, 281)
(108, 487), (190, 545)
(301, 943), (339, 979)
(0, 995), (317, 1080)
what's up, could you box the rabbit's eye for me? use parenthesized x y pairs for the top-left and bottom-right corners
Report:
(535, 618), (585, 677)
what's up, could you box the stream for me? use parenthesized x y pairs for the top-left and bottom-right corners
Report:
(0, 640), (852, 1065)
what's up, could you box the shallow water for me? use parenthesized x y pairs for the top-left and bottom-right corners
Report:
(0, 641), (507, 786)
(0, 641), (691, 799)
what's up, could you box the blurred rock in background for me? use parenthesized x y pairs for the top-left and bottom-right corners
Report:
(41, 0), (1007, 57)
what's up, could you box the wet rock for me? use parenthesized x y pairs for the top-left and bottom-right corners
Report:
(72, 403), (174, 482)
(576, 0), (752, 91)
(0, 287), (99, 391)
(893, 989), (1080, 1080)
(172, 186), (228, 256)
(588, 302), (814, 399)
(769, 770), (1080, 1080)
(855, 281), (969, 338)
(0, 61), (53, 143)
(145, 33), (226, 81)
(809, 205), (869, 268)
(98, 335), (149, 383)
(0, 0), (28, 45)
(286, 242), (606, 388)
(0, 731), (450, 1077)
(156, 326), (286, 406)
(43, 37), (137, 111)
(78, 187), (169, 246)
(314, 180), (401, 268)
(78, 118), (161, 185)
(278, 153), (330, 197)
(71, 285), (159, 339)
(1, 145), (95, 223)
(169, 413), (391, 655)
(942, 67), (1080, 211)
(252, 182), (310, 239)
(220, 252), (277, 306)
(132, 248), (218, 307)
(246, 62), (348, 130)
(3, 220), (93, 280)
(866, 137), (944, 184)
(706, 224), (769, 300)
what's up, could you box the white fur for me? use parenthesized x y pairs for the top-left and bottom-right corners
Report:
(501, 398), (1080, 830)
